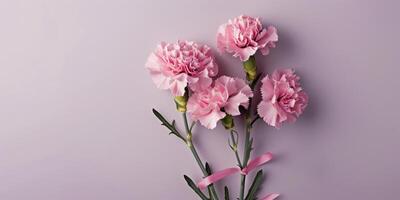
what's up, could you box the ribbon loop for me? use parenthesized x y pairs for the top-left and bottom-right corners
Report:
(197, 167), (240, 190)
(197, 152), (273, 189)
(242, 152), (273, 175)
(261, 193), (280, 200)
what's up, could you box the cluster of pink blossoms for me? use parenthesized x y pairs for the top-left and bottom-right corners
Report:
(146, 15), (308, 129)
(146, 15), (310, 200)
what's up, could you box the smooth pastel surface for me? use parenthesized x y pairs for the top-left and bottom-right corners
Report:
(1, 0), (400, 200)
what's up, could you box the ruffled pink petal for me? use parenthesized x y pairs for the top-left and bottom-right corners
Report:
(225, 92), (249, 116)
(257, 26), (278, 45)
(274, 104), (290, 126)
(222, 21), (258, 61)
(145, 53), (171, 90)
(272, 68), (293, 81)
(188, 70), (213, 92)
(187, 95), (211, 120)
(226, 27), (239, 55)
(260, 76), (274, 100)
(198, 109), (226, 129)
(215, 76), (253, 116)
(215, 76), (253, 97)
(215, 76), (237, 95)
(293, 91), (308, 115)
(217, 23), (230, 53)
(169, 73), (188, 96)
(206, 59), (219, 77)
(259, 26), (278, 55)
(235, 46), (257, 62)
(258, 101), (280, 128)
(187, 94), (215, 122)
(186, 96), (199, 116)
(255, 28), (268, 43)
(235, 78), (253, 97)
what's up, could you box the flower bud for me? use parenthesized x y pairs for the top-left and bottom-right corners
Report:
(221, 115), (235, 130)
(243, 56), (257, 82)
(174, 95), (188, 112)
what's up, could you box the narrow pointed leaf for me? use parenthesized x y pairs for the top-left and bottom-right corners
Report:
(224, 186), (230, 200)
(184, 175), (209, 200)
(152, 109), (170, 126)
(204, 162), (216, 198)
(152, 109), (175, 132)
(152, 108), (185, 141)
(207, 187), (212, 200)
(245, 170), (264, 200)
(172, 120), (176, 127)
(205, 162), (212, 175)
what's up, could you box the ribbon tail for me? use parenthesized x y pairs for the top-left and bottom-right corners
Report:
(261, 193), (280, 200)
(197, 167), (240, 190)
(241, 152), (273, 175)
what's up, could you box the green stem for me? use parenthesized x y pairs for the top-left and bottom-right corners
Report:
(183, 112), (219, 200)
(239, 56), (258, 200)
(239, 118), (252, 200)
(229, 130), (242, 168)
(242, 118), (252, 166)
(239, 175), (246, 200)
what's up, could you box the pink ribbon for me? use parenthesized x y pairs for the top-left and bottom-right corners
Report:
(197, 152), (279, 199)
(197, 152), (273, 189)
(260, 193), (280, 200)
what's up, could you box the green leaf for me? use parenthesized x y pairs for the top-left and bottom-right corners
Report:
(224, 186), (230, 200)
(245, 170), (264, 200)
(205, 162), (212, 175)
(207, 187), (212, 200)
(204, 162), (215, 198)
(152, 108), (167, 124)
(183, 175), (209, 200)
(152, 108), (185, 141)
(172, 120), (176, 127)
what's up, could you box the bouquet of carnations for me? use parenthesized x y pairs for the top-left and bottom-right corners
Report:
(145, 15), (308, 200)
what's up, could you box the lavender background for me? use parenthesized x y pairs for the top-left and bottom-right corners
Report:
(1, 0), (400, 199)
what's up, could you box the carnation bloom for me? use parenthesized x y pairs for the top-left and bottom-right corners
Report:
(257, 69), (308, 128)
(146, 40), (218, 96)
(187, 76), (253, 129)
(217, 15), (278, 61)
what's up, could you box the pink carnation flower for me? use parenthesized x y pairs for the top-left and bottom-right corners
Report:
(187, 76), (253, 129)
(217, 15), (278, 61)
(257, 69), (308, 128)
(146, 40), (218, 96)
